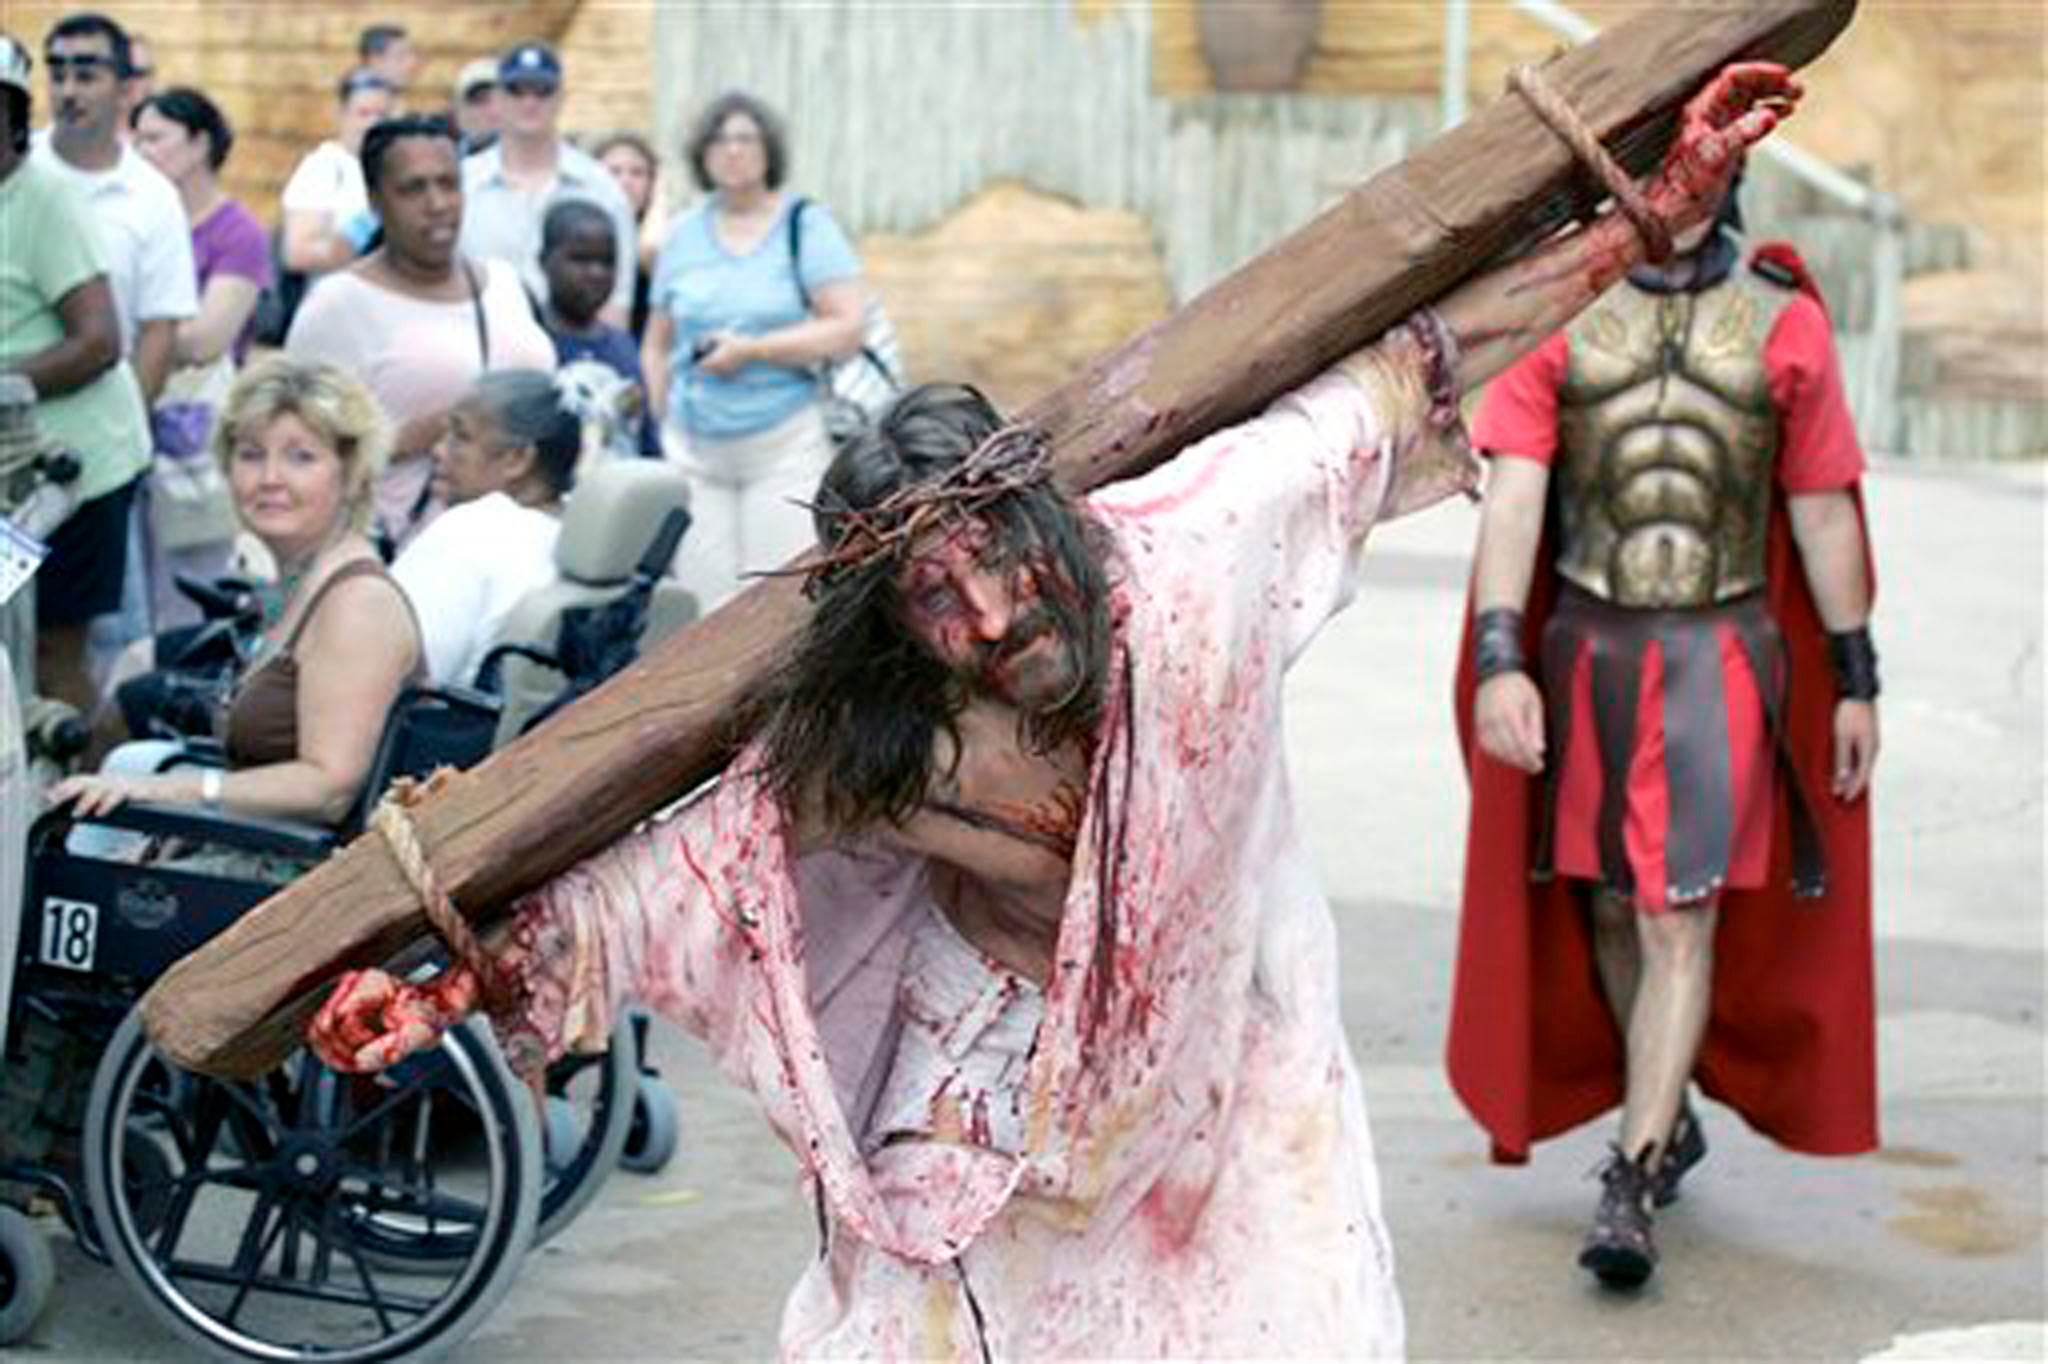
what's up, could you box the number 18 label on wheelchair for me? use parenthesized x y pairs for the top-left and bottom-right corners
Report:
(37, 895), (97, 972)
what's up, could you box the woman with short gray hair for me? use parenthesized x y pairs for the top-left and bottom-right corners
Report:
(391, 369), (584, 687)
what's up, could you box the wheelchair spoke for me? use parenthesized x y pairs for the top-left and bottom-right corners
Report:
(145, 1166), (207, 1264)
(309, 1205), (337, 1287)
(174, 1078), (252, 1171)
(331, 1060), (463, 1148)
(277, 1199), (304, 1281)
(350, 1176), (488, 1232)
(160, 1251), (439, 1318)
(213, 1073), (288, 1139)
(221, 1188), (290, 1328)
(332, 1211), (401, 1337)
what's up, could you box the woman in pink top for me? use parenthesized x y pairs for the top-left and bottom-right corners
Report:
(285, 114), (554, 552)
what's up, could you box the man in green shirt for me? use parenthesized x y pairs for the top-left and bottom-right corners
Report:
(0, 30), (149, 712)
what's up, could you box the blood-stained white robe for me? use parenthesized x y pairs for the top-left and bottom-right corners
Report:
(495, 343), (1469, 1360)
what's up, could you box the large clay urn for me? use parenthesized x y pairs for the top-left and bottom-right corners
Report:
(1196, 0), (1322, 92)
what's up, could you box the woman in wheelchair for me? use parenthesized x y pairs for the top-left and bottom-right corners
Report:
(390, 369), (580, 687)
(50, 357), (423, 828)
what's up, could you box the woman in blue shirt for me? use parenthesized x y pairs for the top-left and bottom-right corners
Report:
(642, 91), (865, 607)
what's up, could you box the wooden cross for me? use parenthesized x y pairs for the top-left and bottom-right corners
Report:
(143, 0), (1858, 1078)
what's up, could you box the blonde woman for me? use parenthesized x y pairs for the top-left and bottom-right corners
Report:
(53, 357), (423, 827)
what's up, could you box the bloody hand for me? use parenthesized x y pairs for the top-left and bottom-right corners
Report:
(1646, 61), (1802, 235)
(307, 964), (481, 1073)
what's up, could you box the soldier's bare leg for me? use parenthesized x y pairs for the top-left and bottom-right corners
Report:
(1617, 898), (1718, 1161)
(1588, 887), (1642, 1028)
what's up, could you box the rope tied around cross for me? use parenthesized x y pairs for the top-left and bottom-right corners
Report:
(365, 775), (548, 1085)
(1508, 62), (1675, 264)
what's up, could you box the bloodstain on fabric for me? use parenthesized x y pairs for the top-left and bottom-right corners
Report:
(456, 355), (1474, 1358)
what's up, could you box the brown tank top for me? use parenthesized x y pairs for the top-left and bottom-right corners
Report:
(224, 558), (421, 770)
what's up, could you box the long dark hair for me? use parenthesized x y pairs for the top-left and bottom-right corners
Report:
(744, 383), (1115, 831)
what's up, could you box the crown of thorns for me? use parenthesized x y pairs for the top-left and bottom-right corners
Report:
(772, 423), (1055, 597)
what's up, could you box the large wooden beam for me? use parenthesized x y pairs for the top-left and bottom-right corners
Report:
(144, 0), (1858, 1078)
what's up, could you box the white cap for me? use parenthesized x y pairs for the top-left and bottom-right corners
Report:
(455, 57), (498, 100)
(0, 33), (31, 99)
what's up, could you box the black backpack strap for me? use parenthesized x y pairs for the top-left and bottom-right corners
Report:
(786, 195), (811, 310)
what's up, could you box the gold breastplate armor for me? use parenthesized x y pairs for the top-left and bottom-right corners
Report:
(1552, 274), (1793, 608)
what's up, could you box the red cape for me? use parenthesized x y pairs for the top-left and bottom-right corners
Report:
(1444, 248), (1878, 1162)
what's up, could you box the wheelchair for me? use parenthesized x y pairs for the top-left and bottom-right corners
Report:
(3, 684), (545, 1360)
(1, 460), (699, 1357)
(471, 457), (696, 1178)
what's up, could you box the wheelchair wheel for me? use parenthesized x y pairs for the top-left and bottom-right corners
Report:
(351, 1022), (635, 1261)
(83, 1007), (540, 1363)
(0, 1205), (56, 1345)
(619, 1073), (680, 1175)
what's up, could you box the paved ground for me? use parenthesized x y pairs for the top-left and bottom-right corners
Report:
(21, 458), (2044, 1360)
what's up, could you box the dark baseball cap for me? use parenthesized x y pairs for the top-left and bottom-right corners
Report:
(498, 41), (560, 91)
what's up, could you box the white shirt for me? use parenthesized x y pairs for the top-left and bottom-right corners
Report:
(390, 491), (561, 686)
(866, 904), (1044, 1156)
(459, 138), (636, 316)
(280, 139), (369, 226)
(30, 132), (197, 352)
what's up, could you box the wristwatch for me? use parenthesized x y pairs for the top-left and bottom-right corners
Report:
(200, 768), (224, 808)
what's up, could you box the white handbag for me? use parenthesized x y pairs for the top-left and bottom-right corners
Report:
(149, 356), (240, 551)
(788, 198), (904, 443)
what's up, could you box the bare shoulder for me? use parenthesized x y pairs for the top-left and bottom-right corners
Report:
(299, 558), (420, 669)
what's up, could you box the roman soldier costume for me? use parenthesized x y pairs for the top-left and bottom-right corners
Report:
(1446, 230), (1880, 1169)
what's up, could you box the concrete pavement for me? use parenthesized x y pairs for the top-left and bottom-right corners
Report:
(24, 458), (2045, 1359)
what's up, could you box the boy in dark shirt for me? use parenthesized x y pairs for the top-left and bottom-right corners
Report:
(538, 198), (662, 461)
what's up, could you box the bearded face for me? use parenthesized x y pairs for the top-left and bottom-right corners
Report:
(893, 515), (1085, 717)
(746, 396), (1113, 831)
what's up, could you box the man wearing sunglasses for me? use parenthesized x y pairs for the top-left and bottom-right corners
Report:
(35, 12), (193, 408)
(459, 41), (636, 331)
(32, 11), (194, 687)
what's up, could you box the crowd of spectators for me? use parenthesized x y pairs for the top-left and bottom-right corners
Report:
(3, 8), (879, 822)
